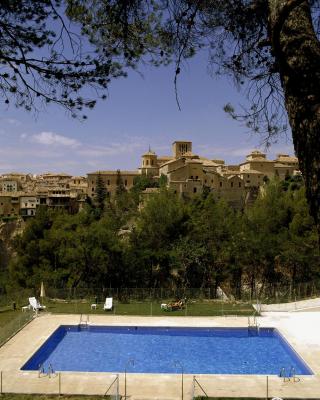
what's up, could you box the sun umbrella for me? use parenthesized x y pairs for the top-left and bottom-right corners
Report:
(40, 281), (46, 298)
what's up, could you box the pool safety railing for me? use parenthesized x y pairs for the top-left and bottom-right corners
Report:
(191, 376), (208, 399)
(104, 373), (120, 400)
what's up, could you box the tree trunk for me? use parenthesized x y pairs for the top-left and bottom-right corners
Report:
(269, 0), (320, 232)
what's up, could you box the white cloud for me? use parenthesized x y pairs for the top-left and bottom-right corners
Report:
(31, 131), (80, 147)
(1, 118), (21, 126)
(76, 138), (145, 158)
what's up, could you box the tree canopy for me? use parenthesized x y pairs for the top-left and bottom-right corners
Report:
(4, 180), (319, 299)
(66, 0), (320, 229)
(2, 0), (320, 229)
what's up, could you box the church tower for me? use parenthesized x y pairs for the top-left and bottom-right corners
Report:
(139, 147), (159, 176)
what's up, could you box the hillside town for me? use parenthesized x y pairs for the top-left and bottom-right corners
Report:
(0, 141), (299, 218)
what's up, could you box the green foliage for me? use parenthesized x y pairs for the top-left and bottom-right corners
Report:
(132, 175), (159, 193)
(5, 179), (320, 296)
(94, 173), (107, 213)
(115, 170), (126, 196)
(0, 1), (116, 115)
(158, 174), (168, 188)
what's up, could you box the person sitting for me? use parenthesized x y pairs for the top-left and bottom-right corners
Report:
(161, 299), (185, 311)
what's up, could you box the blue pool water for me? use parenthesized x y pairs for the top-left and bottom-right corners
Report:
(21, 326), (313, 375)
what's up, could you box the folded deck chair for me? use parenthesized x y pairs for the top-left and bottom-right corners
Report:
(103, 297), (113, 311)
(29, 297), (46, 311)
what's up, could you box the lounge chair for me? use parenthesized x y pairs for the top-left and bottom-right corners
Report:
(103, 297), (113, 311)
(28, 297), (46, 312)
(161, 299), (185, 311)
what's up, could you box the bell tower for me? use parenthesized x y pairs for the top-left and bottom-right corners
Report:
(172, 141), (192, 159)
(139, 147), (159, 176)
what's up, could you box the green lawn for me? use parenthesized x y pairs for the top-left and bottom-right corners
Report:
(0, 396), (312, 400)
(0, 299), (254, 347)
(41, 299), (254, 317)
(0, 396), (110, 400)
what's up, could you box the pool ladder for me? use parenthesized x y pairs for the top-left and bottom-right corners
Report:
(38, 363), (45, 378)
(279, 366), (300, 382)
(38, 363), (55, 378)
(80, 313), (89, 328)
(248, 314), (259, 333)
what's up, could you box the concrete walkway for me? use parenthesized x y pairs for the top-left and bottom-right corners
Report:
(256, 297), (320, 312)
(0, 312), (319, 399)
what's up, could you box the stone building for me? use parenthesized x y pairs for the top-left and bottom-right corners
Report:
(0, 140), (300, 218)
(87, 170), (140, 198)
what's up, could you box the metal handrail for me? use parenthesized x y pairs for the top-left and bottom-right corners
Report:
(192, 375), (208, 399)
(38, 363), (45, 378)
(104, 374), (119, 399)
(48, 363), (55, 378)
(79, 314), (89, 327)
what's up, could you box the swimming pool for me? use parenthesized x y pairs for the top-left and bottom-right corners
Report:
(21, 325), (313, 375)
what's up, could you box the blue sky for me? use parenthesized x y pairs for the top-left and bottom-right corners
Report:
(0, 52), (294, 176)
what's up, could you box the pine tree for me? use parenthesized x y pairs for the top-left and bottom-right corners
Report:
(95, 173), (107, 212)
(116, 170), (126, 196)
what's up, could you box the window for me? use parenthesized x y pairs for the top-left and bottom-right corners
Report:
(204, 179), (207, 184)
(195, 176), (198, 179)
(220, 182), (222, 187)
(107, 180), (110, 185)
(247, 175), (249, 178)
(246, 180), (250, 184)
(146, 160), (149, 165)
(239, 182), (242, 188)
(190, 175), (193, 179)
(231, 182), (234, 188)
(92, 188), (94, 192)
(193, 187), (197, 193)
(151, 160), (154, 165)
(124, 180), (127, 186)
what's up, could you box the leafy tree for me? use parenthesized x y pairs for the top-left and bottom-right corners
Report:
(132, 175), (159, 193)
(68, 0), (320, 232)
(131, 188), (189, 287)
(158, 174), (168, 188)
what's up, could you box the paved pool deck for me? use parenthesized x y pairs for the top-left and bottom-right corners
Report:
(0, 312), (320, 399)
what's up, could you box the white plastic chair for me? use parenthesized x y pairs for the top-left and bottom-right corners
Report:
(103, 297), (113, 311)
(28, 297), (46, 311)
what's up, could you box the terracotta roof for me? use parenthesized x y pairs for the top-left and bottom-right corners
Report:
(41, 172), (72, 177)
(142, 151), (156, 157)
(275, 155), (298, 162)
(88, 170), (140, 176)
(274, 163), (297, 168)
(240, 169), (263, 174)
